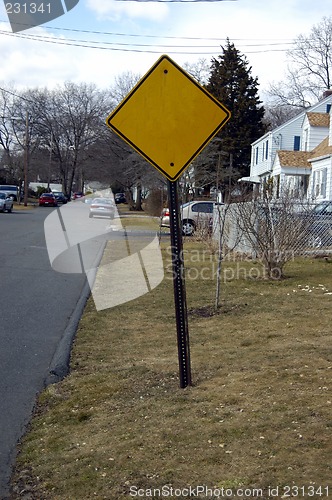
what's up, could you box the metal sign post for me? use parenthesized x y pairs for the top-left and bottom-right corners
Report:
(167, 180), (191, 388)
(105, 55), (231, 389)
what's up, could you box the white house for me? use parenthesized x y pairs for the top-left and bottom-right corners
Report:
(247, 91), (332, 201)
(308, 136), (332, 201)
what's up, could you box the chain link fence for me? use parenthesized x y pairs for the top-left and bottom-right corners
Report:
(213, 200), (332, 260)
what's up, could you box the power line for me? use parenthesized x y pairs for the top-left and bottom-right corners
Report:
(0, 29), (294, 49)
(0, 86), (33, 102)
(0, 29), (296, 55)
(0, 18), (295, 43)
(0, 30), (222, 48)
(0, 30), (217, 53)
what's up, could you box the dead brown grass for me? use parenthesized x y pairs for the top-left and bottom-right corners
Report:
(10, 243), (332, 499)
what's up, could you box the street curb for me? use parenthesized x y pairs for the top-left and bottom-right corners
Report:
(45, 279), (91, 385)
(45, 240), (106, 386)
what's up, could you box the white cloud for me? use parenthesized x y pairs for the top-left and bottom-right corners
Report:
(160, 0), (332, 92)
(0, 25), (81, 88)
(1, 0), (332, 98)
(0, 22), (161, 91)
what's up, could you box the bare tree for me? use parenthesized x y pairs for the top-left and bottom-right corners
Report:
(0, 87), (21, 182)
(183, 58), (210, 85)
(109, 71), (141, 105)
(234, 189), (312, 279)
(24, 83), (109, 196)
(0, 87), (45, 196)
(263, 102), (300, 130)
(91, 126), (163, 211)
(268, 16), (332, 109)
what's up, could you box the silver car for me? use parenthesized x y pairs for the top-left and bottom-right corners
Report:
(0, 193), (13, 213)
(89, 198), (115, 219)
(161, 200), (222, 236)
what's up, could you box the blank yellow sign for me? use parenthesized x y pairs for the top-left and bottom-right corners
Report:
(106, 55), (231, 182)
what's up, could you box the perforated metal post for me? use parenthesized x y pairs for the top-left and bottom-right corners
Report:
(167, 180), (192, 388)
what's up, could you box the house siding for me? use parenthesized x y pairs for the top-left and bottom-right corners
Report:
(250, 94), (332, 181)
(302, 116), (329, 152)
(251, 119), (304, 177)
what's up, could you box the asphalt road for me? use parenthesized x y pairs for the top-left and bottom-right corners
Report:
(0, 206), (88, 499)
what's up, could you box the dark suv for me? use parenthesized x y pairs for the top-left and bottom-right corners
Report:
(52, 191), (68, 204)
(115, 193), (126, 204)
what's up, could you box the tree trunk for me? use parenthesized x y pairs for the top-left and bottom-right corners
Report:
(134, 183), (143, 211)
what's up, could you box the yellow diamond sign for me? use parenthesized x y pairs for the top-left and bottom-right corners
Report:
(106, 55), (231, 182)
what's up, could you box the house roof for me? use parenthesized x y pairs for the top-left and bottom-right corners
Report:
(277, 150), (312, 168)
(310, 136), (332, 158)
(276, 138), (332, 168)
(306, 112), (330, 127)
(251, 93), (332, 147)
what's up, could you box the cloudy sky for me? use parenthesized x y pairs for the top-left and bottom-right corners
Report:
(0, 0), (331, 100)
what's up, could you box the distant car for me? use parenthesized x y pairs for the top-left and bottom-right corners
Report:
(0, 193), (13, 213)
(52, 191), (68, 204)
(89, 198), (115, 219)
(72, 192), (84, 200)
(161, 200), (223, 236)
(39, 193), (58, 207)
(115, 193), (127, 204)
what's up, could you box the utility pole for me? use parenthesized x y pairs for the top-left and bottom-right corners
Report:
(47, 133), (53, 190)
(24, 111), (29, 207)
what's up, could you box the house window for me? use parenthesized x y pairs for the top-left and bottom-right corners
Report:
(327, 104), (331, 113)
(312, 171), (316, 198)
(312, 168), (328, 198)
(321, 168), (327, 197)
(304, 129), (309, 151)
(294, 136), (300, 151)
(265, 140), (269, 159)
(255, 147), (259, 164)
(262, 143), (265, 161)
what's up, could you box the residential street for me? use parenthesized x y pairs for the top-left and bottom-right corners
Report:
(0, 207), (87, 499)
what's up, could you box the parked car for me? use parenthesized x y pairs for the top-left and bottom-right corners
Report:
(39, 193), (58, 207)
(89, 198), (115, 219)
(115, 193), (127, 204)
(72, 192), (84, 200)
(52, 191), (68, 204)
(0, 185), (18, 201)
(0, 193), (13, 213)
(161, 200), (223, 236)
(301, 201), (332, 248)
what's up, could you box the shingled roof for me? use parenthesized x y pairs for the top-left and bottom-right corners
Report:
(306, 112), (330, 127)
(277, 150), (312, 168)
(277, 137), (332, 168)
(310, 136), (332, 158)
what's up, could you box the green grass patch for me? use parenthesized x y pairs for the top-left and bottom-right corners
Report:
(10, 243), (332, 498)
(117, 215), (161, 231)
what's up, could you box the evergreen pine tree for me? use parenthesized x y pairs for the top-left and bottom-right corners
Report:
(206, 39), (266, 184)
